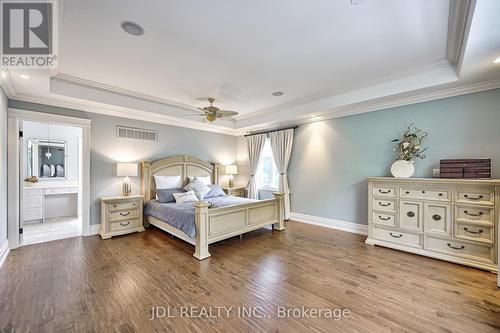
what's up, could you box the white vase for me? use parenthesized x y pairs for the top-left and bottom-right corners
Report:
(391, 160), (415, 178)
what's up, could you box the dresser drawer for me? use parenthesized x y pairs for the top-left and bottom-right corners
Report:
(455, 205), (493, 224)
(372, 184), (397, 197)
(109, 219), (140, 232)
(109, 209), (139, 222)
(372, 198), (397, 213)
(374, 227), (422, 248)
(454, 222), (494, 244)
(45, 187), (79, 195)
(400, 188), (450, 201)
(372, 212), (397, 227)
(108, 200), (140, 212)
(399, 201), (423, 231)
(23, 195), (42, 209)
(24, 208), (43, 221)
(24, 189), (43, 197)
(455, 188), (494, 206)
(424, 236), (494, 263)
(423, 203), (451, 237)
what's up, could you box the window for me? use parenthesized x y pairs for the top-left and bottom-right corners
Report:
(256, 139), (279, 190)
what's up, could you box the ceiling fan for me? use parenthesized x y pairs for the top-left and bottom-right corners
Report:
(197, 98), (239, 122)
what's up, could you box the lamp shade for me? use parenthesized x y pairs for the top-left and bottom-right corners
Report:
(117, 162), (138, 177)
(225, 165), (238, 175)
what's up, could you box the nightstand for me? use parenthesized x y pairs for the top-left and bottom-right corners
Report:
(222, 186), (246, 198)
(100, 194), (145, 239)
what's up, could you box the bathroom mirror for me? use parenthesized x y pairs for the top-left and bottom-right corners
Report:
(27, 139), (67, 179)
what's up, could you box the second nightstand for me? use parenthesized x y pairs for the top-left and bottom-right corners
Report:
(222, 186), (246, 198)
(100, 194), (145, 239)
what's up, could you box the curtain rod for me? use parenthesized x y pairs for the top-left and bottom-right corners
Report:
(244, 125), (298, 137)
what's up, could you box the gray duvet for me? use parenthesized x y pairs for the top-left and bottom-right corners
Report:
(144, 196), (257, 238)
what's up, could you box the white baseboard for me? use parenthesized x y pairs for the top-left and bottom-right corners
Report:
(89, 224), (101, 235)
(290, 212), (368, 236)
(0, 239), (10, 269)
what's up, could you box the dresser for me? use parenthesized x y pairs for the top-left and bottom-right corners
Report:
(222, 186), (246, 198)
(100, 195), (145, 239)
(366, 177), (499, 272)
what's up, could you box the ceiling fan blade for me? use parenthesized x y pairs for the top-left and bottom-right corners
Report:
(220, 110), (239, 117)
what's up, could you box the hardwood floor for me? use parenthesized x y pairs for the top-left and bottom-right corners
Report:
(1, 221), (499, 333)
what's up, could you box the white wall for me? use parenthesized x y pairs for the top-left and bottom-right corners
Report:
(22, 121), (82, 182)
(0, 87), (8, 246)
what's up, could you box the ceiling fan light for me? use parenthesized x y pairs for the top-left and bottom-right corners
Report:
(206, 114), (217, 122)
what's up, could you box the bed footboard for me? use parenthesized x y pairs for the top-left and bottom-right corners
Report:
(193, 192), (285, 260)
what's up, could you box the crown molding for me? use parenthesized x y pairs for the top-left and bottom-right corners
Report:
(13, 94), (245, 136)
(242, 79), (500, 134)
(0, 69), (16, 98)
(446, 0), (476, 71)
(53, 73), (200, 113)
(237, 59), (455, 122)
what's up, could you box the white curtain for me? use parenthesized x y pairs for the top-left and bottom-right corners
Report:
(270, 129), (294, 220)
(246, 134), (267, 199)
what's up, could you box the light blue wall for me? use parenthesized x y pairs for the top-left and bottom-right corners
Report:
(0, 88), (8, 245)
(288, 88), (500, 225)
(8, 100), (238, 225)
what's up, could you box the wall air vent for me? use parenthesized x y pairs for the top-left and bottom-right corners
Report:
(116, 126), (158, 142)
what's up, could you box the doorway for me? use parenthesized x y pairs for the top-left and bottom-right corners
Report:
(20, 120), (83, 245)
(7, 109), (91, 249)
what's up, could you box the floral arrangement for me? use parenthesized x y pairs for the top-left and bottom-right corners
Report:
(24, 176), (38, 183)
(391, 124), (428, 161)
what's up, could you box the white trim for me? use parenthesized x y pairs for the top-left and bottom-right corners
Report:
(290, 212), (368, 236)
(446, 0), (475, 67)
(90, 224), (100, 235)
(0, 69), (16, 98)
(243, 78), (500, 134)
(7, 109), (92, 248)
(0, 239), (9, 269)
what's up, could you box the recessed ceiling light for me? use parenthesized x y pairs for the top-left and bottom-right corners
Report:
(272, 91), (284, 96)
(19, 74), (30, 80)
(121, 21), (144, 36)
(494, 57), (500, 64)
(350, 0), (366, 5)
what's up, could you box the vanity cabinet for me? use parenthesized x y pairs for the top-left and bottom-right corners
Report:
(366, 177), (499, 272)
(23, 185), (79, 222)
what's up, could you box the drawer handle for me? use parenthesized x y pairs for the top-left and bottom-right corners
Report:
(463, 227), (483, 235)
(421, 190), (426, 194)
(112, 205), (117, 208)
(447, 243), (465, 250)
(438, 193), (443, 197)
(378, 189), (391, 194)
(378, 215), (391, 221)
(464, 194), (483, 200)
(119, 212), (130, 217)
(132, 203), (137, 206)
(379, 202), (391, 207)
(407, 211), (415, 218)
(432, 214), (441, 221)
(120, 221), (130, 227)
(405, 191), (410, 194)
(463, 210), (483, 217)
(389, 232), (403, 238)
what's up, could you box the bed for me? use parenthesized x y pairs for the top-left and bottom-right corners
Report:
(141, 155), (285, 260)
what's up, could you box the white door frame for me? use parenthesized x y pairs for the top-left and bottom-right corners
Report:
(7, 108), (91, 249)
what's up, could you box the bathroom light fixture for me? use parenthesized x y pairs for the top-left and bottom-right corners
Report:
(272, 91), (284, 96)
(121, 21), (144, 36)
(19, 74), (30, 80)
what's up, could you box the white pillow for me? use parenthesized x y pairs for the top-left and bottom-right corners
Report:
(154, 175), (182, 189)
(184, 178), (211, 200)
(173, 190), (199, 203)
(188, 175), (211, 185)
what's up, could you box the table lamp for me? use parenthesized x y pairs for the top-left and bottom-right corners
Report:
(117, 162), (138, 196)
(225, 165), (238, 187)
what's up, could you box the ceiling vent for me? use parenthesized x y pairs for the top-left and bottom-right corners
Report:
(116, 126), (158, 142)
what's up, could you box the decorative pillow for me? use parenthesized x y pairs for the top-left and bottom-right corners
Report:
(204, 184), (226, 199)
(188, 175), (211, 185)
(173, 190), (199, 203)
(154, 175), (182, 189)
(156, 188), (185, 203)
(184, 178), (211, 200)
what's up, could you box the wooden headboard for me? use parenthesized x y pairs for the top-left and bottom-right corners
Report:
(141, 155), (218, 201)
